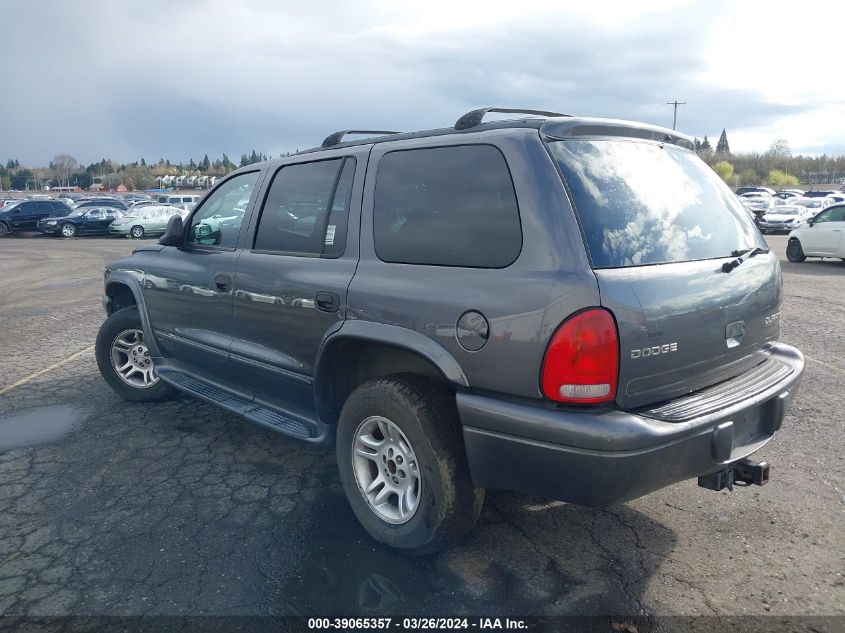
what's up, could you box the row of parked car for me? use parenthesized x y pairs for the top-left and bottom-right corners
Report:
(0, 193), (203, 239)
(735, 186), (845, 234)
(734, 186), (845, 263)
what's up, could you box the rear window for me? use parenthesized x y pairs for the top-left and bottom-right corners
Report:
(373, 145), (521, 268)
(549, 139), (765, 268)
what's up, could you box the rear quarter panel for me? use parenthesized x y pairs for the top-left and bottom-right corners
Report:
(348, 128), (600, 398)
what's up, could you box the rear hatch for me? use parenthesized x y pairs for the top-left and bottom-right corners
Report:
(547, 135), (781, 410)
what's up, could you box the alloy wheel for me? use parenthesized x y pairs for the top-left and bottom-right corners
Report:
(351, 416), (422, 524)
(109, 328), (159, 388)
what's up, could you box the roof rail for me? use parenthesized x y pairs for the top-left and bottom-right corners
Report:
(454, 107), (570, 131)
(322, 130), (400, 148)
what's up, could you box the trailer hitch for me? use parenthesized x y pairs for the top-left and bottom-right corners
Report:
(698, 458), (770, 492)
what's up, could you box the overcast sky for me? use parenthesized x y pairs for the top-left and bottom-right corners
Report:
(2, 0), (843, 166)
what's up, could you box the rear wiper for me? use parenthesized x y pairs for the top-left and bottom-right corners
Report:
(723, 247), (769, 272)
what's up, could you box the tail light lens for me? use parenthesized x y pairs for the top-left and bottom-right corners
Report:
(541, 308), (619, 404)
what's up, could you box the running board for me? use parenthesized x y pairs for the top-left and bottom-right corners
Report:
(158, 368), (331, 445)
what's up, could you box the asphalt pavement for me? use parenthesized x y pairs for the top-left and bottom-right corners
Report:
(0, 232), (842, 619)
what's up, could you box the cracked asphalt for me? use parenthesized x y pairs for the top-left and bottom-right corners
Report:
(0, 233), (842, 618)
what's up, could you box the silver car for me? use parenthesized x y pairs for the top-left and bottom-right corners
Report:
(109, 205), (188, 238)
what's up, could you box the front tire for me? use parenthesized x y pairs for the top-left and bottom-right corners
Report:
(786, 238), (806, 263)
(0, 222), (8, 237)
(337, 375), (484, 555)
(130, 225), (145, 239)
(95, 306), (175, 402)
(60, 223), (77, 238)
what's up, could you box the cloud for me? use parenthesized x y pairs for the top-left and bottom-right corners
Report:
(0, 0), (842, 165)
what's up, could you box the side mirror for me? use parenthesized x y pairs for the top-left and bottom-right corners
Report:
(807, 220), (814, 227)
(159, 215), (184, 246)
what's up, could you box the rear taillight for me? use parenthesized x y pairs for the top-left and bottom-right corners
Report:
(541, 308), (619, 404)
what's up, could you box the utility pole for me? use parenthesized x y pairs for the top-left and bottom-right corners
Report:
(666, 100), (686, 130)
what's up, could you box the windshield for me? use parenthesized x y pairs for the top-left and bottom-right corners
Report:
(549, 139), (765, 268)
(67, 209), (87, 217)
(770, 208), (799, 215)
(794, 199), (821, 208)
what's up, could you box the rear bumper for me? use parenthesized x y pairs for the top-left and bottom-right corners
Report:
(460, 342), (803, 506)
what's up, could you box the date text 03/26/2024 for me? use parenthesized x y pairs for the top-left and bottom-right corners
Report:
(307, 618), (528, 630)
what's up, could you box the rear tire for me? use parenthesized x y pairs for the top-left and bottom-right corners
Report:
(336, 375), (484, 555)
(786, 238), (806, 263)
(130, 225), (145, 239)
(95, 306), (176, 402)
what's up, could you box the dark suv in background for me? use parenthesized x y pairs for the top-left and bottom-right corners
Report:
(0, 199), (72, 237)
(95, 108), (804, 554)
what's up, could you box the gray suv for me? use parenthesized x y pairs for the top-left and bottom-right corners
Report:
(95, 108), (804, 554)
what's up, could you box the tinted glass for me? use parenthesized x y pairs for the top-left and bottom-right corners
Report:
(187, 171), (260, 248)
(254, 158), (346, 255)
(815, 206), (845, 222)
(324, 158), (355, 257)
(373, 145), (521, 267)
(549, 139), (766, 268)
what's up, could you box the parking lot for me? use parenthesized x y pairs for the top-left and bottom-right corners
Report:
(0, 233), (843, 618)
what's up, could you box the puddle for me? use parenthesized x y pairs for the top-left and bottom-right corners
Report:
(0, 404), (86, 450)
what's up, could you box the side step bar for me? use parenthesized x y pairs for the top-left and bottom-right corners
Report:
(698, 458), (770, 492)
(158, 368), (332, 445)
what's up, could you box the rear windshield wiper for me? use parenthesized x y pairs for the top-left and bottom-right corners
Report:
(723, 247), (769, 272)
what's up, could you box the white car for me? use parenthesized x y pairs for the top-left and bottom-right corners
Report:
(786, 204), (845, 262)
(791, 197), (832, 213)
(758, 205), (814, 233)
(109, 205), (187, 238)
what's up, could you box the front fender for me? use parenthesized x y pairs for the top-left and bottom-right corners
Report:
(104, 270), (161, 357)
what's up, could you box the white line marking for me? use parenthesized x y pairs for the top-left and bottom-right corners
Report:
(806, 356), (845, 376)
(0, 345), (95, 396)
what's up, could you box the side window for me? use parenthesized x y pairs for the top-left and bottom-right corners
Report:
(253, 158), (352, 256)
(324, 158), (355, 257)
(825, 207), (845, 222)
(373, 145), (522, 268)
(814, 209), (834, 223)
(88, 209), (104, 219)
(187, 171), (260, 248)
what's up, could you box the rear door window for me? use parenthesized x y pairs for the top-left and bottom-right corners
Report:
(253, 157), (353, 257)
(373, 145), (521, 267)
(548, 139), (766, 268)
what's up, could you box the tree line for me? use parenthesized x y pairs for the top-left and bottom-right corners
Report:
(693, 130), (843, 188)
(0, 149), (297, 191)
(2, 135), (843, 192)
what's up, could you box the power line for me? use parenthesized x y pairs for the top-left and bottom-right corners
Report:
(666, 100), (686, 130)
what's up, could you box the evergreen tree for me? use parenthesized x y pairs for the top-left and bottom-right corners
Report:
(240, 154), (249, 168)
(189, 158), (197, 170)
(700, 136), (712, 151)
(202, 154), (210, 171)
(140, 157), (146, 166)
(249, 150), (258, 164)
(222, 153), (230, 167)
(693, 138), (701, 151)
(716, 129), (730, 154)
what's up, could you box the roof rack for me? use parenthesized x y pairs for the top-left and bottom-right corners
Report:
(322, 130), (400, 148)
(454, 107), (570, 131)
